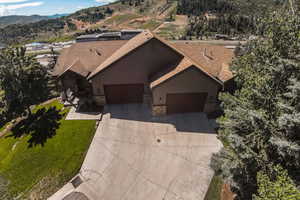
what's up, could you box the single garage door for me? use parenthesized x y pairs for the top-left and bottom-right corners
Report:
(167, 93), (208, 114)
(104, 84), (144, 104)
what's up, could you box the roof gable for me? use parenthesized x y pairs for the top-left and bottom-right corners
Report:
(53, 40), (127, 77)
(171, 42), (234, 82)
(87, 31), (155, 79)
(58, 59), (87, 78)
(153, 36), (224, 85)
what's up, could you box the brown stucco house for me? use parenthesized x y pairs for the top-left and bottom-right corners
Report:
(54, 30), (234, 116)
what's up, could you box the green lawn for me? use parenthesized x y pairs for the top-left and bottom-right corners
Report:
(0, 100), (96, 199)
(204, 175), (223, 200)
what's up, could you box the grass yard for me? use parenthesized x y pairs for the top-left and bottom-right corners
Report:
(204, 175), (223, 200)
(0, 100), (96, 199)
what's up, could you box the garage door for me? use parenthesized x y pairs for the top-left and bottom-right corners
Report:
(104, 84), (144, 104)
(167, 93), (208, 114)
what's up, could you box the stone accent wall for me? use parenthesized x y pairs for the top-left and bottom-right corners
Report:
(94, 95), (106, 106)
(152, 105), (167, 116)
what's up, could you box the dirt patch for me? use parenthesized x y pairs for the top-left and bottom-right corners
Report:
(173, 15), (188, 26)
(221, 183), (235, 200)
(0, 119), (22, 138)
(0, 175), (12, 200)
(28, 173), (63, 200)
(39, 98), (61, 107)
(11, 141), (20, 151)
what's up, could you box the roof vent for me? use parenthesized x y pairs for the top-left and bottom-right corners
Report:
(95, 49), (102, 56)
(203, 48), (214, 60)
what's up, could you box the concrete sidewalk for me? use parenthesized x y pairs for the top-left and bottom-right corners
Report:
(65, 107), (102, 121)
(49, 104), (221, 200)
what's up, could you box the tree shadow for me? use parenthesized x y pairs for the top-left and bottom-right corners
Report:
(7, 107), (63, 148)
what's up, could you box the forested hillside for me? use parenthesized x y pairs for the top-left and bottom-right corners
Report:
(179, 0), (287, 39)
(0, 5), (115, 45)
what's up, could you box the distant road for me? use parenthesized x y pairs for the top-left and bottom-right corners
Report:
(26, 47), (65, 55)
(171, 40), (246, 46)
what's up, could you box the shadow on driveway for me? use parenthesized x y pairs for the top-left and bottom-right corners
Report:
(103, 104), (216, 134)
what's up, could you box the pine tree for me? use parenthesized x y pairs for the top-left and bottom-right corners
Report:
(211, 8), (300, 200)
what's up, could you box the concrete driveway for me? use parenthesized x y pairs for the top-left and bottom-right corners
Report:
(62, 104), (221, 200)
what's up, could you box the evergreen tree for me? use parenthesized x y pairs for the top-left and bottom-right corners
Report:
(211, 8), (300, 200)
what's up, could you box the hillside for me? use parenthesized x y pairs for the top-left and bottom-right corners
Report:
(0, 0), (189, 45)
(0, 14), (69, 28)
(0, 0), (286, 46)
(0, 15), (48, 28)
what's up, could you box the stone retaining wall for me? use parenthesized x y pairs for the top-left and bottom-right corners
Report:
(152, 105), (167, 116)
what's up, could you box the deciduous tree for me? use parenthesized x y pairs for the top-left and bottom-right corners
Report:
(0, 47), (51, 119)
(254, 165), (300, 200)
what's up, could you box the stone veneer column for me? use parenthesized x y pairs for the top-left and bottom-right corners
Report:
(152, 105), (167, 116)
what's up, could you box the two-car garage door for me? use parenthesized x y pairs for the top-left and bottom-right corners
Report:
(104, 85), (207, 114)
(104, 84), (144, 104)
(166, 93), (208, 114)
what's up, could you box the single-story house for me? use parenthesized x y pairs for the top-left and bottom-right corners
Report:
(54, 30), (234, 116)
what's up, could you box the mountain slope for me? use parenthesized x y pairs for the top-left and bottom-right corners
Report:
(0, 15), (49, 28)
(0, 14), (70, 28)
(0, 0), (183, 45)
(0, 0), (286, 46)
(47, 14), (69, 19)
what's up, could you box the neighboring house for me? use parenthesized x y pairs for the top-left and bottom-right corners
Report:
(25, 42), (50, 51)
(76, 30), (143, 42)
(54, 30), (234, 116)
(36, 54), (57, 66)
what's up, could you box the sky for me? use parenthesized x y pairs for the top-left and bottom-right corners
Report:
(0, 0), (116, 16)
